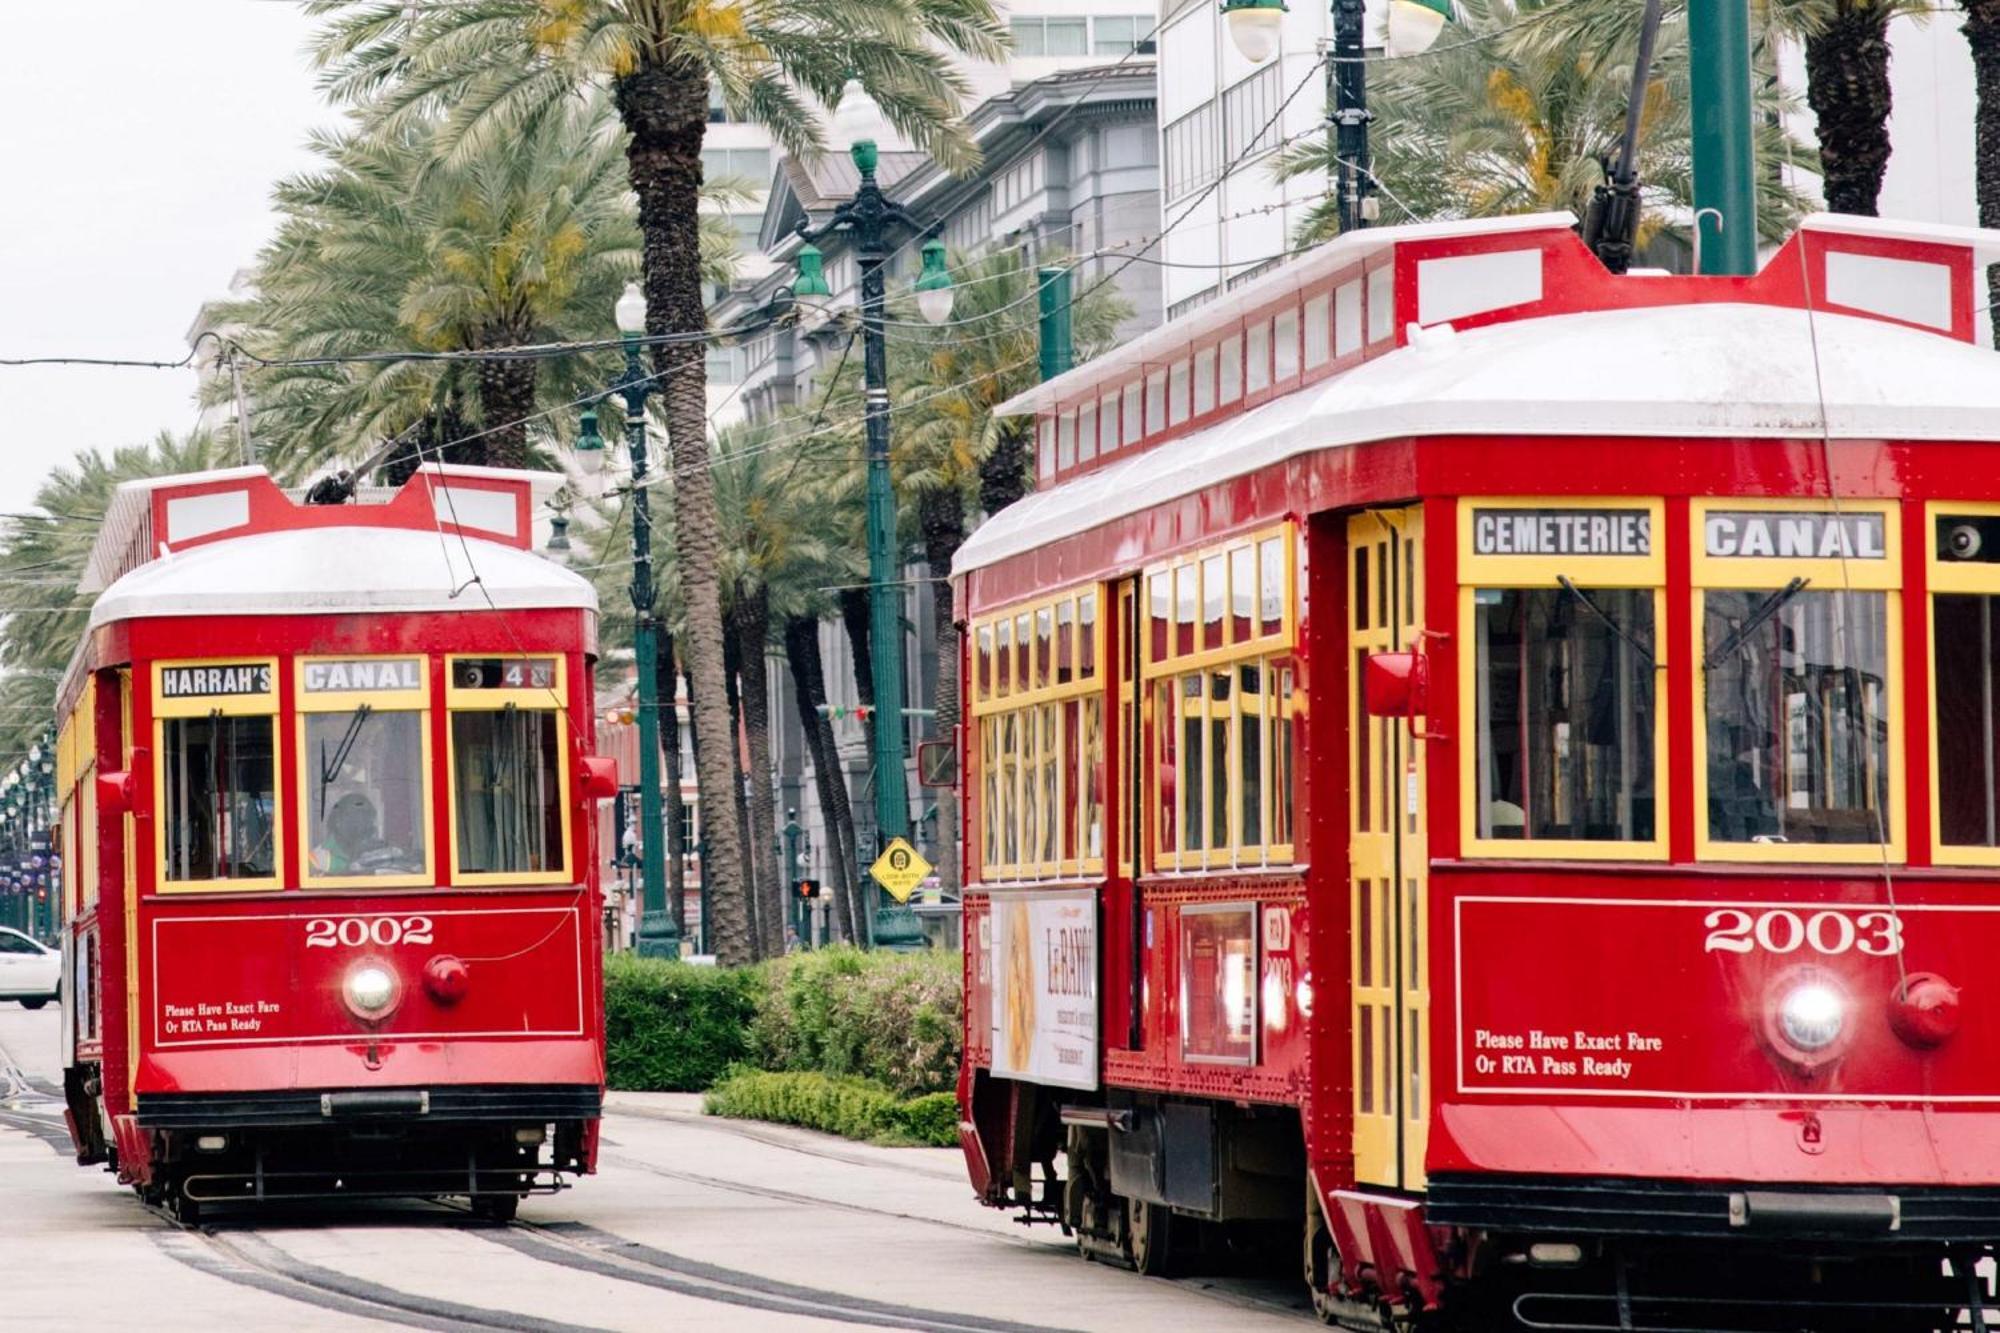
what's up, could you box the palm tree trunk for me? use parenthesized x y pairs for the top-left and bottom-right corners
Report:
(1969, 0), (2000, 345)
(615, 61), (751, 965)
(979, 419), (1035, 516)
(839, 584), (875, 749)
(786, 614), (861, 944)
(474, 352), (536, 469)
(655, 631), (687, 937)
(1804, 12), (1895, 216)
(721, 623), (762, 960)
(731, 586), (786, 956)
(918, 487), (965, 897)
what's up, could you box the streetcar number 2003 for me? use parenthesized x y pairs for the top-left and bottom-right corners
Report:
(305, 916), (435, 948)
(1702, 908), (1902, 956)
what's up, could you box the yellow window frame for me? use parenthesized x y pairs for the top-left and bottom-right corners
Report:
(1456, 497), (1669, 862)
(1142, 525), (1298, 874)
(151, 657), (283, 893)
(970, 584), (1107, 882)
(295, 655), (435, 889)
(1689, 498), (1906, 864)
(1923, 500), (2000, 867)
(1153, 658), (1298, 873)
(442, 653), (573, 885)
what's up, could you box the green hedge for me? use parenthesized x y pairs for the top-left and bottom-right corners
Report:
(748, 947), (962, 1097)
(603, 946), (962, 1098)
(703, 1071), (960, 1147)
(602, 953), (760, 1091)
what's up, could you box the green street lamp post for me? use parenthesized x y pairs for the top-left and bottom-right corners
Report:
(793, 81), (955, 947)
(1223, 0), (1450, 233)
(579, 282), (680, 960)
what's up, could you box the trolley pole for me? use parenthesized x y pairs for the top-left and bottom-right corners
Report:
(1689, 0), (1758, 275)
(792, 118), (952, 950)
(609, 284), (680, 962)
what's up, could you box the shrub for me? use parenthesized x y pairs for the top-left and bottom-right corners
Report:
(703, 1070), (959, 1147)
(602, 953), (759, 1091)
(747, 946), (962, 1097)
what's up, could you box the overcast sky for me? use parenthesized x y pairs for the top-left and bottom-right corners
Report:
(0, 2), (331, 514)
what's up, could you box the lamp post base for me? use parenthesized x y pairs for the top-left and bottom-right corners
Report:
(634, 917), (682, 961)
(870, 904), (925, 951)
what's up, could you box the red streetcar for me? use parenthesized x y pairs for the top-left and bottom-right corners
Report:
(52, 463), (614, 1222)
(953, 212), (2000, 1328)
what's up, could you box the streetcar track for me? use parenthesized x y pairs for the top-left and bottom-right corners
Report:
(152, 1226), (612, 1333)
(479, 1218), (1082, 1333)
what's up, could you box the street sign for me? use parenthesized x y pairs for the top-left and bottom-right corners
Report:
(869, 838), (932, 903)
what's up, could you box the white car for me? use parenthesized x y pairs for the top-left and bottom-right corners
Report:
(0, 927), (58, 1008)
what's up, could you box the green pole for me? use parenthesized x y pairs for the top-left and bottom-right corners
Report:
(1688, 0), (1757, 275)
(623, 330), (680, 962)
(1037, 267), (1074, 381)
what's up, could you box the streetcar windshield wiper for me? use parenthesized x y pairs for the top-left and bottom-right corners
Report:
(317, 704), (373, 819)
(1702, 576), (1809, 671)
(1556, 575), (1656, 667)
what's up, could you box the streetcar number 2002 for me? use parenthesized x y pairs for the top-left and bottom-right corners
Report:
(1702, 907), (1902, 956)
(305, 916), (435, 948)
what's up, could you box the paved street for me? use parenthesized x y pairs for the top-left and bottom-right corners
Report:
(0, 1004), (1307, 1331)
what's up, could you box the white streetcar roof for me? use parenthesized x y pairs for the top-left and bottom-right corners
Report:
(88, 524), (596, 629)
(955, 301), (2000, 575)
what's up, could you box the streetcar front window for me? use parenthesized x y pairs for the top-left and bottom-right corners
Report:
(305, 709), (427, 879)
(161, 715), (278, 882)
(1473, 586), (1656, 843)
(451, 708), (564, 875)
(1703, 588), (1891, 845)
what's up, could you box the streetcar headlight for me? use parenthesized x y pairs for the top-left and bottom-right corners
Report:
(1779, 981), (1845, 1052)
(343, 962), (399, 1020)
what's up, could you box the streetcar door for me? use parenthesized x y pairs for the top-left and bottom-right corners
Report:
(1347, 507), (1431, 1190)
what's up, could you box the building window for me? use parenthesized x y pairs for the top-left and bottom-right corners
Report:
(1012, 15), (1089, 55)
(1092, 15), (1154, 54)
(1163, 103), (1220, 201)
(1222, 64), (1282, 163)
(700, 147), (771, 182)
(706, 347), (739, 383)
(994, 153), (1047, 213)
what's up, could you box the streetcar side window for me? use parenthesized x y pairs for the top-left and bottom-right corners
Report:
(1472, 587), (1657, 844)
(445, 656), (571, 883)
(161, 715), (278, 883)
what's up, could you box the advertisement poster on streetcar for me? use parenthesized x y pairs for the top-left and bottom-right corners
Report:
(989, 889), (1098, 1091)
(1453, 891), (2000, 1101)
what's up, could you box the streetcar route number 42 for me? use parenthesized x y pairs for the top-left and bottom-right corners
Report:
(1703, 907), (1902, 956)
(305, 916), (435, 948)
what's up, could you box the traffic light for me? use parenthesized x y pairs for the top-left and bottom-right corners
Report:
(793, 879), (821, 901)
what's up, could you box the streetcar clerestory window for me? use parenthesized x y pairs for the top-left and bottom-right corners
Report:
(161, 715), (278, 882)
(306, 709), (427, 879)
(1703, 588), (1891, 845)
(1473, 586), (1656, 843)
(451, 708), (564, 876)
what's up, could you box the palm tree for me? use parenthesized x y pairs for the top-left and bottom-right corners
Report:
(233, 93), (733, 476)
(1965, 0), (2000, 341)
(886, 250), (1128, 894)
(1768, 0), (1928, 215)
(0, 432), (237, 754)
(306, 0), (1007, 963)
(1276, 0), (1817, 248)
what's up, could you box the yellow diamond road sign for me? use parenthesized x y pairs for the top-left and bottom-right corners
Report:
(869, 838), (932, 903)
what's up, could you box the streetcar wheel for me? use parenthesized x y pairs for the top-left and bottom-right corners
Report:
(471, 1193), (520, 1223)
(1127, 1197), (1175, 1277)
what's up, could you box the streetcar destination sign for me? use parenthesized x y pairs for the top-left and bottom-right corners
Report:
(1703, 509), (1885, 559)
(159, 663), (272, 698)
(1471, 508), (1651, 557)
(302, 658), (423, 693)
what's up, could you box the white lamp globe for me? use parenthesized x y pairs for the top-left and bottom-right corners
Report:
(832, 78), (891, 149)
(1385, 0), (1452, 57)
(614, 281), (647, 335)
(1223, 0), (1286, 63)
